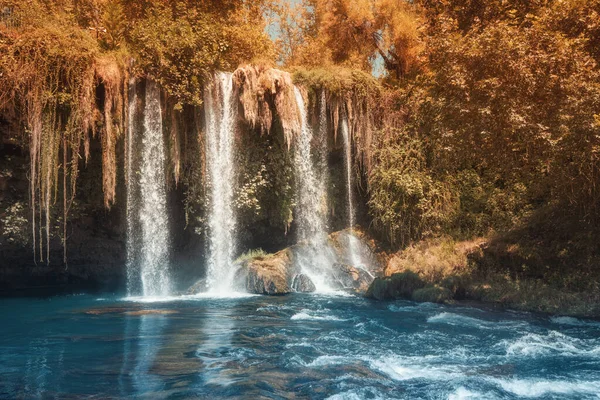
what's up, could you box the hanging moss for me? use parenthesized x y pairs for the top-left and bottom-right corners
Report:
(233, 64), (301, 148)
(292, 67), (381, 173)
(0, 4), (128, 264)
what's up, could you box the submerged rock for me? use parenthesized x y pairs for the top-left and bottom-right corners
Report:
(291, 273), (316, 293)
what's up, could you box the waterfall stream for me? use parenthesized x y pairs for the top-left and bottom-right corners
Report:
(293, 86), (334, 292)
(341, 115), (360, 267)
(139, 81), (171, 296)
(126, 80), (172, 297)
(204, 72), (237, 293)
(125, 80), (138, 295)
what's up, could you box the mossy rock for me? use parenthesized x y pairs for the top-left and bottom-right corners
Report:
(412, 286), (453, 304)
(440, 275), (468, 300)
(365, 271), (425, 300)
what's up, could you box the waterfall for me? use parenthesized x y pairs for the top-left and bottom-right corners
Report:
(126, 80), (172, 297)
(341, 115), (359, 266)
(341, 116), (355, 232)
(204, 72), (237, 293)
(293, 86), (333, 291)
(125, 80), (139, 295)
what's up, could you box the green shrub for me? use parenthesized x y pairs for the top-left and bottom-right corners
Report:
(365, 271), (425, 300)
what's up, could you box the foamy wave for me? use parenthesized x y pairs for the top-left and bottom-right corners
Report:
(122, 292), (257, 303)
(367, 355), (463, 382)
(307, 355), (353, 367)
(291, 312), (345, 321)
(502, 331), (600, 357)
(551, 316), (600, 328)
(427, 312), (494, 329)
(492, 377), (600, 398)
(427, 312), (528, 331)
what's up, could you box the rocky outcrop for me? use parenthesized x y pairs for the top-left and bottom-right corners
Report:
(291, 273), (316, 292)
(365, 271), (425, 301)
(235, 249), (295, 295)
(235, 231), (380, 295)
(187, 230), (382, 296)
(330, 263), (373, 293)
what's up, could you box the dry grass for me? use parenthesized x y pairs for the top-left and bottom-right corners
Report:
(382, 236), (600, 317)
(385, 236), (484, 283)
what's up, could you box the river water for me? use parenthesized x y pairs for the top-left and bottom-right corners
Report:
(1, 294), (599, 399)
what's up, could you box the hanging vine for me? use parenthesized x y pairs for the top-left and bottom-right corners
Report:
(0, 6), (127, 264)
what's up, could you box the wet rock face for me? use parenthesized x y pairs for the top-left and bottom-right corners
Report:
(331, 263), (372, 294)
(199, 230), (382, 296)
(365, 271), (425, 300)
(235, 249), (295, 295)
(291, 273), (316, 293)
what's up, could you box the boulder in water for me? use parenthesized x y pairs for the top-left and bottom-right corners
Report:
(187, 230), (383, 296)
(235, 249), (294, 295)
(291, 273), (316, 292)
(331, 263), (373, 293)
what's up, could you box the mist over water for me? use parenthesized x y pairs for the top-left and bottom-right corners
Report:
(1, 294), (599, 399)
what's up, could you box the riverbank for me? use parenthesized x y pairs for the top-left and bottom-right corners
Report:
(366, 228), (600, 318)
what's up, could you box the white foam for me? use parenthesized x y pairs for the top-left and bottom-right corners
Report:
(367, 355), (463, 382)
(427, 312), (494, 329)
(307, 355), (353, 367)
(492, 378), (600, 398)
(427, 312), (527, 331)
(291, 312), (345, 321)
(502, 331), (600, 357)
(551, 316), (600, 328)
(122, 292), (257, 303)
(310, 290), (355, 298)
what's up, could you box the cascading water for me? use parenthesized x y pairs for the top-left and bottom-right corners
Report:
(126, 80), (172, 297)
(341, 115), (360, 267)
(293, 86), (334, 292)
(204, 72), (237, 293)
(125, 79), (139, 295)
(341, 115), (355, 233)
